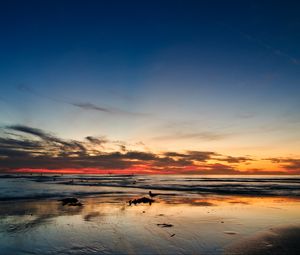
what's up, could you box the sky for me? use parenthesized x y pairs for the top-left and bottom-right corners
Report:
(0, 0), (300, 174)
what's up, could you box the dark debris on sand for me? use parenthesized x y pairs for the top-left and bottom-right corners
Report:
(59, 197), (83, 206)
(128, 197), (155, 206)
(157, 223), (174, 228)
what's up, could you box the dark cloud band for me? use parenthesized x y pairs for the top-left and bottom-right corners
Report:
(2, 125), (293, 174)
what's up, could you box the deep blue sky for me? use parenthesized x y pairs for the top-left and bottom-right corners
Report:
(0, 0), (299, 161)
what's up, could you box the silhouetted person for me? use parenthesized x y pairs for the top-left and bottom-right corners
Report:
(149, 191), (158, 198)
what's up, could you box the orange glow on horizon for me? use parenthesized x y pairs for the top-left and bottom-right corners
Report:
(10, 165), (298, 175)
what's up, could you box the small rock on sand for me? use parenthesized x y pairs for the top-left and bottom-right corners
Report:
(224, 231), (238, 235)
(157, 223), (174, 228)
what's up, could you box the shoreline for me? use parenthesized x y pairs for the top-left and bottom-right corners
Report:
(1, 176), (300, 254)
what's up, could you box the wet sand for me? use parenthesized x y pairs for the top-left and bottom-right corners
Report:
(225, 225), (300, 255)
(1, 194), (300, 254)
(1, 175), (300, 254)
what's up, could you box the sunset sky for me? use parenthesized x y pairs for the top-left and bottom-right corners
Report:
(0, 0), (299, 174)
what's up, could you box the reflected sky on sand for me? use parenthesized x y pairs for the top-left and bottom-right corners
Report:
(1, 185), (300, 254)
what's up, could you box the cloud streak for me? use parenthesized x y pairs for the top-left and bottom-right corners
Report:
(267, 158), (300, 171)
(222, 24), (300, 66)
(153, 131), (230, 141)
(70, 102), (150, 117)
(18, 84), (150, 118)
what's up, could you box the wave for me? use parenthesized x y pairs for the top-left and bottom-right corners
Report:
(1, 174), (300, 200)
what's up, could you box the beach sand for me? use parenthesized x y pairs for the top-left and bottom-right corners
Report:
(1, 175), (300, 254)
(224, 225), (300, 255)
(1, 194), (300, 254)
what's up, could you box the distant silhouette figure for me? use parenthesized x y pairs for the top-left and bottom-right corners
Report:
(149, 191), (158, 198)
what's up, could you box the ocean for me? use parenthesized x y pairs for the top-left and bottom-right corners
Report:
(1, 174), (300, 201)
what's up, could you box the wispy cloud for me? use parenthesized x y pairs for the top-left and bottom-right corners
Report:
(18, 84), (150, 118)
(267, 157), (300, 171)
(71, 102), (111, 113)
(163, 151), (217, 161)
(85, 136), (108, 145)
(222, 24), (299, 66)
(70, 102), (150, 117)
(219, 156), (253, 164)
(152, 131), (230, 141)
(243, 33), (299, 65)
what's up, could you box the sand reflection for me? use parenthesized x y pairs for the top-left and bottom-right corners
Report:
(1, 194), (300, 254)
